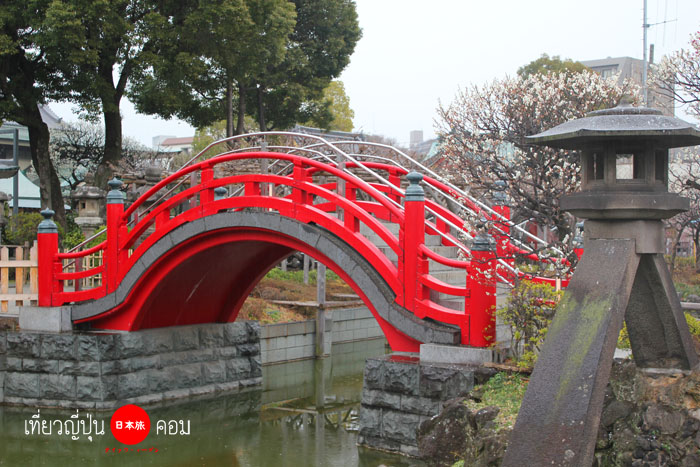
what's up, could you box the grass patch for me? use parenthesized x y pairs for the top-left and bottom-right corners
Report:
(466, 372), (528, 430)
(263, 267), (341, 285)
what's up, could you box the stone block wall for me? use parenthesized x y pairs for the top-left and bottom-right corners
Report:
(0, 322), (261, 409)
(332, 306), (384, 343)
(260, 306), (384, 365)
(358, 353), (475, 457)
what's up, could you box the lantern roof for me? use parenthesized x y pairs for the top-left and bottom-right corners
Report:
(527, 103), (700, 150)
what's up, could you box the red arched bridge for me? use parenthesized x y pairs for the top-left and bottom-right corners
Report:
(37, 133), (573, 352)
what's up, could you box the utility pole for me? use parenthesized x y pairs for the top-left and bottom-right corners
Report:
(643, 0), (649, 106)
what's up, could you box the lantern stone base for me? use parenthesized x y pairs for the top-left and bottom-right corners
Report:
(0, 322), (261, 409)
(503, 238), (698, 466)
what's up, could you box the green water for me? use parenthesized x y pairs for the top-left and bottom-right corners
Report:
(0, 339), (424, 466)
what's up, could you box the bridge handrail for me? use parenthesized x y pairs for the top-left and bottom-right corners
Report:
(310, 140), (564, 255)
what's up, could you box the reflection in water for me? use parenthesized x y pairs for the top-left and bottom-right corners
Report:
(0, 339), (425, 466)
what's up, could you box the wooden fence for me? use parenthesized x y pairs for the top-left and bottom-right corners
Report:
(0, 242), (38, 312)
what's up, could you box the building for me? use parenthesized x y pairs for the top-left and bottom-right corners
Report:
(0, 106), (64, 172)
(153, 135), (195, 156)
(580, 56), (674, 116)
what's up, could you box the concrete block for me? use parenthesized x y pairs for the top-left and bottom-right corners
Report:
(286, 346), (304, 361)
(117, 371), (150, 399)
(225, 359), (252, 380)
(199, 325), (224, 348)
(245, 321), (260, 341)
(202, 361), (226, 384)
(171, 326), (200, 351)
(172, 363), (203, 389)
(143, 330), (173, 354)
(419, 364), (473, 400)
(363, 358), (385, 389)
(115, 333), (145, 359)
(58, 360), (100, 376)
(359, 407), (382, 437)
(224, 323), (249, 345)
(400, 394), (440, 416)
(217, 346), (239, 359)
(40, 334), (76, 360)
(382, 410), (421, 444)
(238, 343), (259, 357)
(6, 357), (22, 371)
(420, 343), (494, 365)
(5, 372), (41, 398)
(76, 375), (106, 401)
(384, 358), (420, 395)
(6, 332), (42, 358)
(362, 388), (401, 410)
(265, 349), (286, 364)
(19, 306), (73, 333)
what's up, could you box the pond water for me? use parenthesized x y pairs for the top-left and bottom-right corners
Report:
(0, 339), (425, 466)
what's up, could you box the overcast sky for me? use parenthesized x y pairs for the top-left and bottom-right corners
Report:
(50, 0), (700, 148)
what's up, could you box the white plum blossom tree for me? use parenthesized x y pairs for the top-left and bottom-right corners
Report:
(653, 31), (700, 120)
(435, 70), (639, 255)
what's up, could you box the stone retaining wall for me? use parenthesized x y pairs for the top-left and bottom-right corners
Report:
(0, 322), (261, 409)
(261, 306), (384, 365)
(358, 353), (475, 457)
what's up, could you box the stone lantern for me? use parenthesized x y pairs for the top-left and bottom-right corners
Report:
(71, 184), (106, 238)
(503, 103), (700, 467)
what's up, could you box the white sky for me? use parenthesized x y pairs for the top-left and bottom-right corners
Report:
(50, 0), (700, 148)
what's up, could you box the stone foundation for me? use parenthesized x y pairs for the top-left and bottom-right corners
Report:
(358, 353), (475, 456)
(0, 322), (262, 409)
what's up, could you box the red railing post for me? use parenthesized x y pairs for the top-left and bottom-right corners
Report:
(199, 165), (214, 206)
(38, 209), (59, 306)
(466, 230), (496, 347)
(491, 181), (512, 268)
(402, 172), (428, 312)
(106, 178), (125, 294)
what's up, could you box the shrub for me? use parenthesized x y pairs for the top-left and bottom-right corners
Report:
(496, 280), (562, 368)
(3, 212), (44, 246)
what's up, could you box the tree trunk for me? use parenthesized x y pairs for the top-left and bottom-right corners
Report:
(694, 228), (700, 273)
(257, 86), (266, 132)
(226, 79), (234, 138)
(95, 106), (122, 189)
(669, 224), (686, 275)
(27, 119), (66, 229)
(236, 83), (246, 135)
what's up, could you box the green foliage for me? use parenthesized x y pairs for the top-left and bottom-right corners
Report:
(86, 227), (106, 248)
(305, 80), (355, 131)
(60, 212), (85, 250)
(263, 266), (340, 284)
(517, 53), (589, 78)
(617, 312), (700, 351)
(684, 312), (700, 338)
(466, 372), (529, 430)
(3, 212), (44, 246)
(675, 282), (700, 301)
(497, 280), (562, 368)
